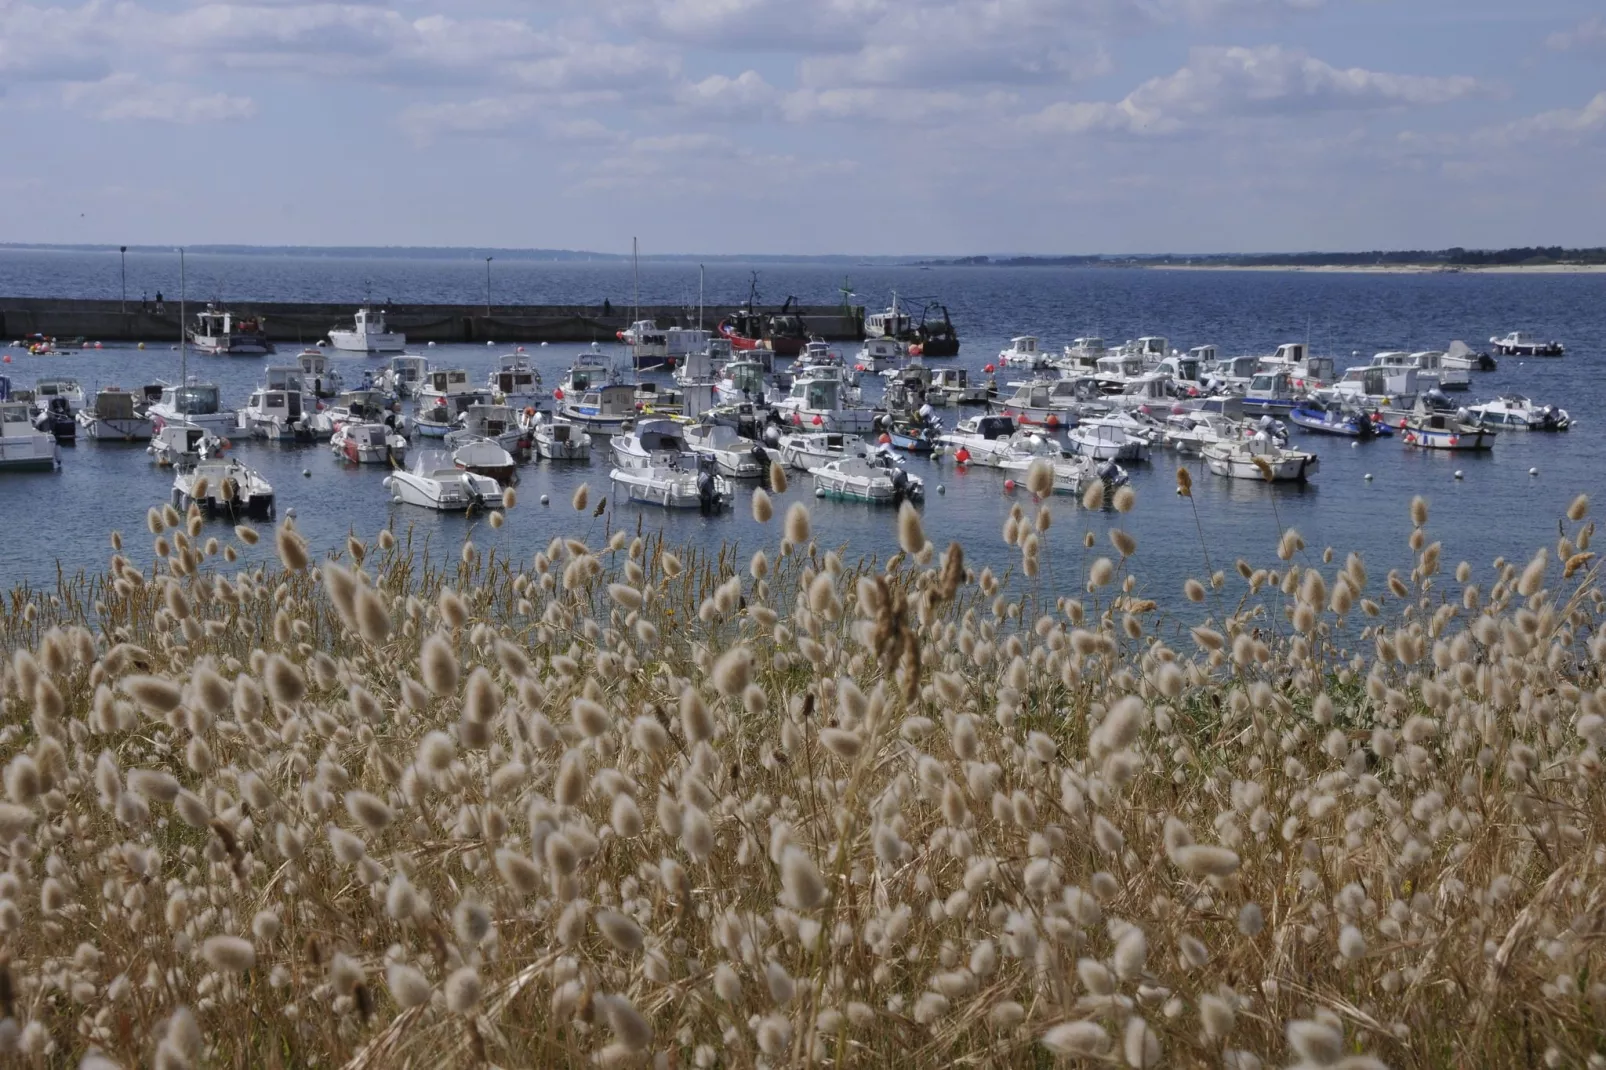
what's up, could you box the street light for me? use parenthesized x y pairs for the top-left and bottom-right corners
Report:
(485, 256), (493, 317)
(120, 246), (127, 313)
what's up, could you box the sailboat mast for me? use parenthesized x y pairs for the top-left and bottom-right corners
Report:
(699, 264), (704, 331)
(632, 237), (639, 326)
(179, 248), (187, 414)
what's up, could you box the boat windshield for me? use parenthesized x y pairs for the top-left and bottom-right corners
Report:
(176, 386), (219, 413)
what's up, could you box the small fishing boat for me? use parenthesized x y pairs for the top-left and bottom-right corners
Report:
(332, 422), (407, 465)
(998, 443), (1127, 497)
(777, 431), (852, 472)
(561, 382), (637, 438)
(526, 412), (592, 460)
(611, 454), (733, 511)
(77, 388), (154, 441)
(416, 369), (492, 439)
(295, 349), (344, 399)
(238, 368), (316, 441)
(865, 293), (914, 341)
(682, 421), (769, 478)
(1203, 433), (1319, 483)
(814, 446), (923, 504)
(172, 459), (274, 519)
(149, 422), (226, 466)
(855, 338), (905, 374)
(31, 396), (75, 443)
(451, 438), (518, 485)
(308, 389), (403, 435)
(612, 417), (692, 470)
(1241, 369), (1304, 417)
(1288, 400), (1379, 438)
(329, 306), (405, 353)
(384, 450), (500, 511)
(1489, 331), (1563, 357)
(452, 402), (528, 455)
(34, 378), (85, 412)
(908, 302), (959, 358)
(930, 367), (988, 406)
(147, 381), (236, 435)
(1442, 340), (1497, 373)
(188, 306), (273, 355)
(381, 354), (430, 398)
(1067, 417), (1150, 463)
(882, 417), (941, 453)
(938, 414), (1018, 466)
(1400, 409), (1495, 451)
(0, 400), (60, 471)
(775, 372), (877, 433)
(1463, 394), (1570, 432)
(999, 336), (1052, 371)
(991, 378), (1092, 428)
(488, 353), (543, 408)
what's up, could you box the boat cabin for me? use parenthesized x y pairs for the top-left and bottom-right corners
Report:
(724, 360), (770, 399)
(1, 401), (33, 434)
(91, 389), (142, 421)
(861, 339), (904, 363)
(263, 367), (307, 394)
(1095, 353), (1146, 382)
(388, 355), (429, 388)
(1154, 354), (1203, 384)
(665, 328), (712, 362)
(1335, 365), (1418, 400)
(159, 383), (222, 416)
(574, 383), (636, 418)
(424, 369), (474, 396)
(491, 355), (539, 396)
(867, 300), (914, 340)
(1135, 336), (1169, 359)
(1246, 371), (1297, 402)
(633, 419), (688, 454)
(791, 377), (847, 412)
(1188, 345), (1218, 363)
(297, 350), (332, 377)
(964, 415), (1016, 440)
(459, 402), (519, 437)
(250, 388), (304, 422)
(1004, 337), (1041, 358)
(35, 379), (82, 407)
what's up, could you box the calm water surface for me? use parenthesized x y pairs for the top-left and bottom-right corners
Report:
(1, 249), (1601, 607)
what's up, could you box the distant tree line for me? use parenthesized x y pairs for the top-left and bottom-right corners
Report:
(916, 248), (1606, 267)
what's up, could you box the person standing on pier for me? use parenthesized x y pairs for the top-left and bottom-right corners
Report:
(155, 291), (165, 314)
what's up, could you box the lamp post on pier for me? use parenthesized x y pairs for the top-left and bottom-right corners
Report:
(485, 256), (493, 317)
(120, 246), (127, 312)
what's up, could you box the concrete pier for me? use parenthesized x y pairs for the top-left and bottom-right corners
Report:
(0, 298), (866, 345)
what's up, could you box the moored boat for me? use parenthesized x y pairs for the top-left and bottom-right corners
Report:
(149, 422), (226, 466)
(1288, 400), (1380, 438)
(77, 387), (154, 441)
(611, 454), (733, 510)
(777, 431), (852, 472)
(172, 459), (274, 519)
(332, 423), (407, 465)
(385, 451), (500, 511)
(1203, 434), (1319, 483)
(526, 412), (592, 460)
(0, 400), (60, 471)
(329, 306), (404, 353)
(682, 421), (769, 478)
(1401, 410), (1494, 451)
(189, 306), (273, 355)
(1489, 331), (1563, 357)
(1463, 394), (1570, 432)
(451, 438), (518, 485)
(813, 446), (923, 504)
(31, 396), (75, 444)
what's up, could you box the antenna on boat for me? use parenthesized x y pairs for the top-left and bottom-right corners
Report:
(178, 247), (187, 414)
(632, 237), (640, 332)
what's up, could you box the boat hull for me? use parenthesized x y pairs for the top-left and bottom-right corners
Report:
(611, 470), (732, 510)
(173, 488), (274, 520)
(329, 332), (405, 353)
(78, 415), (153, 441)
(1204, 451), (1318, 482)
(0, 436), (61, 471)
(1401, 424), (1494, 451)
(1288, 408), (1374, 438)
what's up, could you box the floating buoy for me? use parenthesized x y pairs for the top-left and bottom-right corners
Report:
(516, 345), (526, 353)
(1350, 441), (1358, 448)
(1003, 479), (1016, 492)
(393, 496), (402, 504)
(879, 433), (892, 445)
(815, 486), (825, 498)
(427, 341), (437, 347)
(1, 356), (8, 364)
(1364, 473), (1373, 481)
(487, 340), (495, 346)
(540, 494), (550, 505)
(936, 484), (945, 495)
(137, 342), (145, 350)
(1529, 467), (1539, 476)
(1454, 470), (1464, 480)
(302, 469), (311, 478)
(954, 447), (970, 465)
(541, 341), (549, 347)
(285, 508), (297, 518)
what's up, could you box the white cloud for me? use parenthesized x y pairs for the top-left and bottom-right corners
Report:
(676, 70), (779, 118)
(781, 86), (1017, 125)
(1024, 45), (1478, 136)
(1546, 16), (1606, 52)
(1478, 91), (1606, 146)
(63, 74), (255, 123)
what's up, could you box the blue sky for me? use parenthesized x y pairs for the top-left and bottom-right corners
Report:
(0, 0), (1601, 254)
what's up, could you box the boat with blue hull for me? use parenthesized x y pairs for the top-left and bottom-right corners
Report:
(1288, 402), (1385, 438)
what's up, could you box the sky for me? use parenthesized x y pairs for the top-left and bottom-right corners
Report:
(0, 0), (1601, 255)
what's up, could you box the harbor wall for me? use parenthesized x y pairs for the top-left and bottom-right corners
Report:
(0, 299), (865, 344)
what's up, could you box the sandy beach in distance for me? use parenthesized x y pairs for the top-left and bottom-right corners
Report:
(1149, 262), (1606, 274)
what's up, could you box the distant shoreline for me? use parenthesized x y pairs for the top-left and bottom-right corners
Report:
(1145, 263), (1606, 275)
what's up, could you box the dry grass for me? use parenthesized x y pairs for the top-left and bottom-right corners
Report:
(0, 491), (1604, 1069)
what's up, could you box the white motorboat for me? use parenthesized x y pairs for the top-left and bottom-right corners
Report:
(1059, 337), (1106, 374)
(416, 369), (493, 439)
(238, 368), (316, 441)
(930, 367), (988, 406)
(619, 320), (670, 370)
(775, 372), (877, 433)
(332, 422), (407, 465)
(683, 421), (769, 478)
(865, 292), (914, 341)
(1401, 409), (1494, 451)
(855, 338), (905, 373)
(991, 378), (1093, 428)
(1407, 350), (1468, 391)
(308, 389), (403, 435)
(0, 400), (60, 471)
(561, 383), (637, 438)
(384, 450), (500, 511)
(1257, 343), (1336, 390)
(777, 431), (852, 472)
(938, 414), (1019, 467)
(672, 336), (729, 388)
(1489, 331), (1563, 357)
(450, 438), (518, 485)
(1463, 394), (1570, 432)
(999, 336), (1052, 371)
(1163, 411), (1245, 456)
(611, 417), (691, 470)
(813, 446), (923, 504)
(452, 402), (528, 454)
(998, 443), (1126, 497)
(488, 353), (543, 408)
(611, 454), (733, 511)
(147, 381), (236, 436)
(148, 422), (225, 466)
(1203, 354), (1262, 394)
(1442, 340), (1498, 373)
(527, 412), (592, 460)
(382, 354), (430, 398)
(295, 349), (344, 399)
(1092, 351), (1148, 392)
(188, 306), (272, 355)
(172, 459), (275, 519)
(33, 378), (85, 412)
(329, 306), (405, 353)
(1067, 417), (1151, 463)
(714, 358), (782, 408)
(1203, 433), (1319, 483)
(77, 388), (154, 441)
(1241, 369), (1305, 417)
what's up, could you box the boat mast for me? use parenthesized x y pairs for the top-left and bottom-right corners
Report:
(632, 237), (639, 328)
(179, 248), (187, 415)
(698, 263), (704, 332)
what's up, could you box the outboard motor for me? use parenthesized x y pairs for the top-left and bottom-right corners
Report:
(762, 421), (782, 449)
(696, 454), (718, 511)
(1098, 459), (1125, 487)
(752, 443), (769, 471)
(891, 467), (910, 501)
